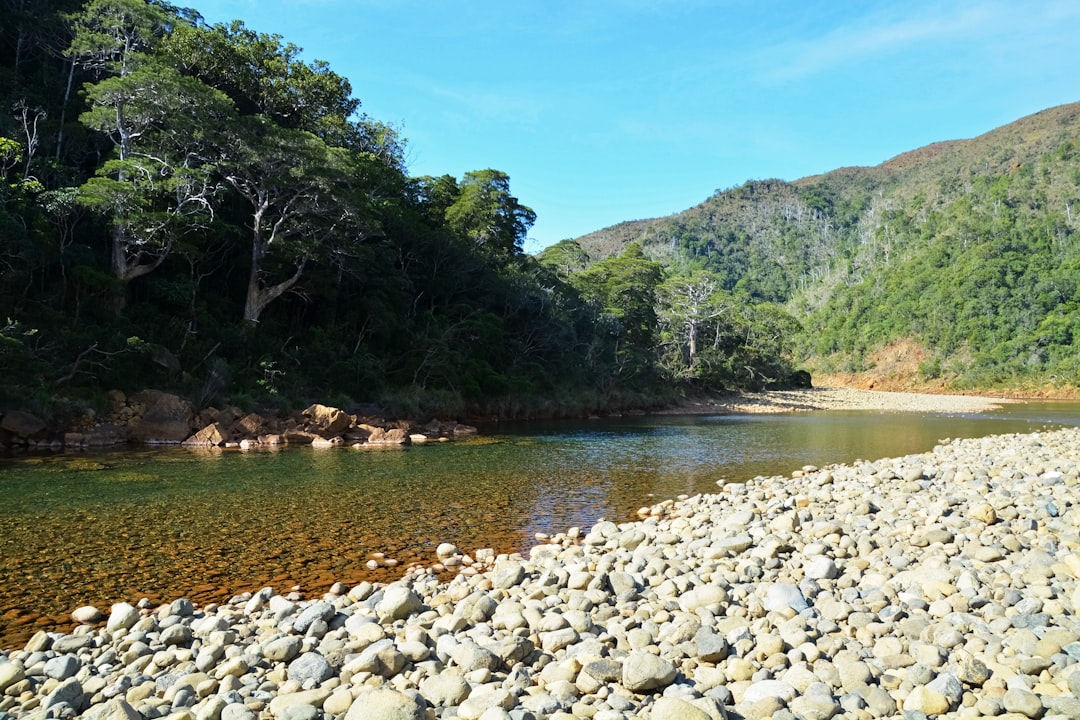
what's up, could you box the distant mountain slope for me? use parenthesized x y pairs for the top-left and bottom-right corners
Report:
(550, 102), (1080, 389)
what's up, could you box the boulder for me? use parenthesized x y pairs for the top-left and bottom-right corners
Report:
(71, 606), (103, 624)
(82, 697), (141, 720)
(263, 636), (303, 663)
(233, 412), (266, 436)
(419, 674), (470, 706)
(1, 410), (47, 438)
(0, 662), (26, 693)
(105, 602), (140, 633)
(149, 344), (182, 373)
(268, 688), (332, 717)
(376, 583), (423, 622)
(651, 697), (713, 720)
(86, 423), (129, 447)
(283, 430), (320, 445)
(292, 600), (335, 634)
(44, 654), (80, 680)
(215, 405), (244, 427)
(287, 652), (333, 685)
(366, 427), (411, 446)
(183, 422), (227, 447)
(42, 677), (85, 712)
(302, 404), (354, 437)
(128, 390), (193, 443)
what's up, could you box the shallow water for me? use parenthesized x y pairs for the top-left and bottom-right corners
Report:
(1, 400), (1077, 648)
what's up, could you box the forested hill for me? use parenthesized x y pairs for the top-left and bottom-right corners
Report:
(550, 102), (1080, 391)
(1, 0), (811, 425)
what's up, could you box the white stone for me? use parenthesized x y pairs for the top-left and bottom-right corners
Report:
(106, 602), (140, 633)
(72, 606), (103, 624)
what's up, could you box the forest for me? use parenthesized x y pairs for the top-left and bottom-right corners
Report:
(0, 0), (805, 425)
(568, 103), (1080, 394)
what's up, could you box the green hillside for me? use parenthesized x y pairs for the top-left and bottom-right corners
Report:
(549, 103), (1080, 392)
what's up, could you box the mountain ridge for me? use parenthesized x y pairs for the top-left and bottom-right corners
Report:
(551, 101), (1080, 390)
(576, 102), (1080, 258)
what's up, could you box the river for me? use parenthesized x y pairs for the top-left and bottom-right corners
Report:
(1, 400), (1078, 648)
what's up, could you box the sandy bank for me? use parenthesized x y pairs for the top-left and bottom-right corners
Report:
(665, 386), (1013, 416)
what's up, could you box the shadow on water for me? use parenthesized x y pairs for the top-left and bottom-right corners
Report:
(0, 400), (1077, 647)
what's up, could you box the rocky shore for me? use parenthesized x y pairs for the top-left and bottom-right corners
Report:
(4, 425), (1080, 720)
(0, 393), (477, 452)
(0, 385), (1008, 452)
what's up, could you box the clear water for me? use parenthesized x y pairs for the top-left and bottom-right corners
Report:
(1, 400), (1077, 647)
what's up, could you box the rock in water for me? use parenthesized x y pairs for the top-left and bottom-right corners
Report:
(71, 605), (103, 624)
(128, 390), (194, 443)
(0, 410), (46, 438)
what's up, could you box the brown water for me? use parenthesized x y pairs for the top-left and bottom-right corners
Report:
(1, 401), (1078, 648)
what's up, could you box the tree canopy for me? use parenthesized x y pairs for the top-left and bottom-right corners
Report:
(0, 0), (808, 422)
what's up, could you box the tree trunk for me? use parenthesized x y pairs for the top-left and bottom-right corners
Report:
(56, 57), (76, 161)
(110, 223), (129, 313)
(688, 318), (699, 367)
(243, 237), (306, 324)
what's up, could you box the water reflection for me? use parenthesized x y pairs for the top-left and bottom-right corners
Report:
(0, 401), (1077, 647)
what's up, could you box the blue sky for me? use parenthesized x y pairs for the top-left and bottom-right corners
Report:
(195, 1), (1080, 252)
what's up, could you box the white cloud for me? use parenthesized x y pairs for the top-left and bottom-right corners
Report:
(759, 1), (1080, 83)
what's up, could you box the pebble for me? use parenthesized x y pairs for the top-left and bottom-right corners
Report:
(5, 427), (1080, 720)
(105, 602), (140, 633)
(72, 605), (104, 624)
(287, 651), (333, 685)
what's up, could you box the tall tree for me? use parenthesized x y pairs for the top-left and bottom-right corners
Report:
(161, 20), (358, 142)
(67, 0), (232, 303)
(573, 243), (663, 386)
(539, 238), (590, 279)
(218, 116), (349, 323)
(657, 270), (734, 376)
(445, 169), (536, 257)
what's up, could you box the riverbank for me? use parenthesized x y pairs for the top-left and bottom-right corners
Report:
(0, 384), (1027, 452)
(4, 426), (1080, 719)
(666, 385), (1013, 416)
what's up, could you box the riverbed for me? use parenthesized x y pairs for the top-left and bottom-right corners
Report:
(1, 391), (1077, 648)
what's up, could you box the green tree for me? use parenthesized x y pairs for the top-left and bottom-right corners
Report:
(657, 270), (735, 378)
(573, 243), (662, 387)
(218, 116), (349, 323)
(68, 0), (233, 300)
(161, 20), (358, 142)
(445, 169), (536, 256)
(538, 238), (589, 278)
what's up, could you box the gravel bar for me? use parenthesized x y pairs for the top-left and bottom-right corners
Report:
(667, 387), (1012, 416)
(3, 426), (1080, 720)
